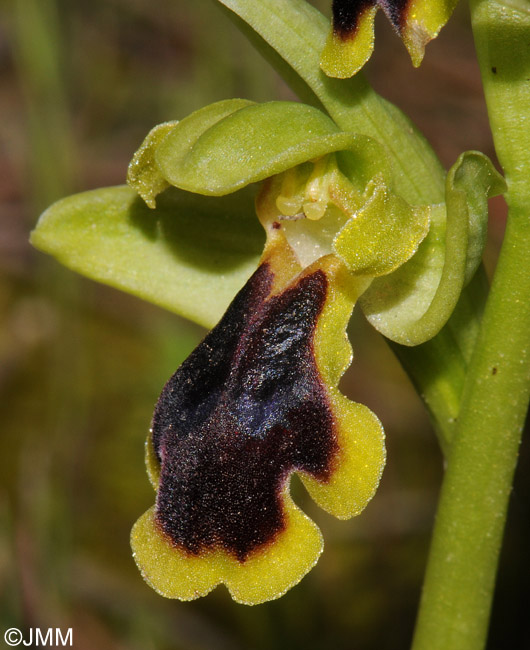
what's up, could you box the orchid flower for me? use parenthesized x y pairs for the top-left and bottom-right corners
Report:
(31, 99), (503, 604)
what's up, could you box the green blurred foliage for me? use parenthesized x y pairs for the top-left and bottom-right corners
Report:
(0, 1), (527, 649)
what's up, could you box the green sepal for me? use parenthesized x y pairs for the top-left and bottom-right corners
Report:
(133, 100), (380, 199)
(216, 0), (445, 207)
(30, 185), (262, 329)
(360, 152), (506, 346)
(127, 99), (253, 202)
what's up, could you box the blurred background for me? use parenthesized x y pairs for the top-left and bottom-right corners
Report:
(0, 0), (528, 648)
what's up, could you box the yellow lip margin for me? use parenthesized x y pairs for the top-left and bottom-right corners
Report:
(320, 5), (377, 79)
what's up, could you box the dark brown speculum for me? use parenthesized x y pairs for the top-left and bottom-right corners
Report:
(152, 262), (338, 562)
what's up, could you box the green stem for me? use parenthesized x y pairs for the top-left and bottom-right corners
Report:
(412, 2), (530, 648)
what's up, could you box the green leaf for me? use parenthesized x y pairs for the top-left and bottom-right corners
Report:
(154, 101), (364, 196)
(360, 152), (506, 345)
(30, 185), (263, 328)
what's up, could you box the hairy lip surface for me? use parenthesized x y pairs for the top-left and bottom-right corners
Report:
(152, 262), (337, 562)
(332, 0), (410, 38)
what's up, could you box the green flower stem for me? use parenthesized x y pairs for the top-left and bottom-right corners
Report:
(412, 2), (530, 648)
(391, 332), (464, 457)
(412, 210), (530, 650)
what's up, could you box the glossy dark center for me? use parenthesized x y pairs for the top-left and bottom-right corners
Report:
(151, 263), (338, 561)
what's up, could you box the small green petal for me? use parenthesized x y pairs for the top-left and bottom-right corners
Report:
(360, 152), (506, 345)
(333, 176), (430, 277)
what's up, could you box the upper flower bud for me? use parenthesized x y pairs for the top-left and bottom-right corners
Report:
(320, 0), (459, 78)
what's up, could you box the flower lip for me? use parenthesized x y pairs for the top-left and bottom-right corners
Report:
(132, 219), (386, 604)
(152, 261), (337, 562)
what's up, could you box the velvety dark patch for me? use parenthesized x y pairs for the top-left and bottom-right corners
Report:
(332, 1), (411, 38)
(379, 0), (410, 31)
(332, 0), (375, 39)
(152, 263), (338, 561)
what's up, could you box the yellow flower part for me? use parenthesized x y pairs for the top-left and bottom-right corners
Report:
(131, 201), (385, 605)
(321, 0), (459, 78)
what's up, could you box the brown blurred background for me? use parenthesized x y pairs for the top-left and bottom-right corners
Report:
(0, 1), (528, 648)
